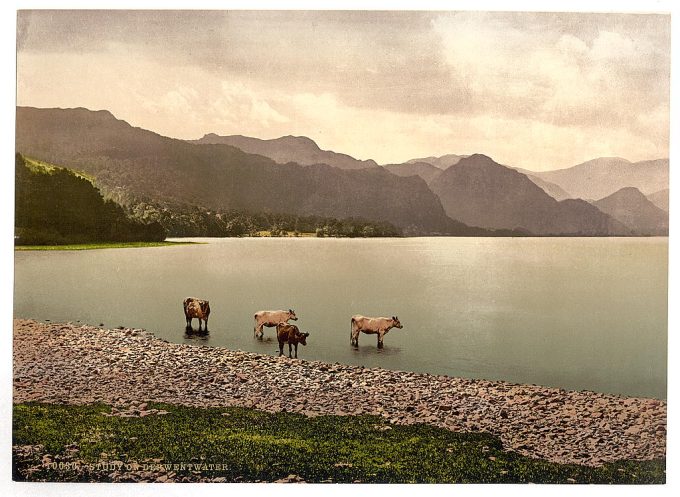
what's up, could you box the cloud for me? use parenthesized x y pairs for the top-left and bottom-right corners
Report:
(432, 12), (669, 145)
(16, 10), (670, 169)
(17, 11), (475, 116)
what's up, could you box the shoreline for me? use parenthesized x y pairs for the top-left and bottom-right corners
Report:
(13, 319), (666, 467)
(14, 241), (198, 251)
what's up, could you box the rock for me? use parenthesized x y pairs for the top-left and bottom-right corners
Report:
(12, 318), (668, 469)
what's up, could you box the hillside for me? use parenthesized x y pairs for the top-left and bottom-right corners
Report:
(15, 106), (482, 236)
(382, 161), (442, 185)
(531, 157), (669, 200)
(511, 167), (572, 201)
(429, 154), (629, 235)
(191, 133), (378, 170)
(14, 154), (165, 244)
(646, 189), (669, 213)
(405, 154), (464, 169)
(593, 187), (668, 236)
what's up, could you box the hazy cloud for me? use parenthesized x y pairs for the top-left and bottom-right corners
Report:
(16, 10), (670, 169)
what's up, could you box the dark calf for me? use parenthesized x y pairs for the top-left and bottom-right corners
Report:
(276, 323), (310, 358)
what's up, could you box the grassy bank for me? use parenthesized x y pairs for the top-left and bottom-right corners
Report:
(14, 241), (197, 251)
(13, 402), (665, 484)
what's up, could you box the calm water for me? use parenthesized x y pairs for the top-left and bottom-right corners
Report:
(14, 237), (668, 399)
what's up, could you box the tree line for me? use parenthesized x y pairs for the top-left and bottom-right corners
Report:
(14, 153), (401, 245)
(122, 199), (402, 238)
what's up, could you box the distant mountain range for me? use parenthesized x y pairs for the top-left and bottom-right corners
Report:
(428, 154), (630, 235)
(646, 189), (669, 213)
(191, 133), (378, 170)
(15, 107), (490, 236)
(405, 154), (465, 170)
(593, 187), (668, 236)
(382, 162), (442, 185)
(527, 157), (669, 200)
(15, 106), (669, 237)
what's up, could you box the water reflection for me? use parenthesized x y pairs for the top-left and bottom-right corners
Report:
(13, 237), (668, 398)
(183, 327), (210, 341)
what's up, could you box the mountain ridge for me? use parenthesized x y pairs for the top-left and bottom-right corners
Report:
(191, 133), (378, 170)
(593, 187), (668, 236)
(382, 161), (443, 185)
(528, 157), (669, 200)
(429, 154), (630, 236)
(16, 106), (666, 237)
(16, 106), (485, 236)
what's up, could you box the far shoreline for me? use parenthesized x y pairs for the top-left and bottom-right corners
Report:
(14, 241), (200, 251)
(13, 236), (669, 251)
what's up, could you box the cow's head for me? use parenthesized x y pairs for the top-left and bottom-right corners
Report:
(201, 301), (211, 316)
(392, 316), (403, 329)
(299, 332), (310, 346)
(289, 309), (298, 321)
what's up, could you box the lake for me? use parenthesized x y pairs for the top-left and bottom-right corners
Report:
(13, 237), (668, 399)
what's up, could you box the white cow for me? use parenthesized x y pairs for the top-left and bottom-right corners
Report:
(350, 315), (403, 348)
(253, 309), (298, 339)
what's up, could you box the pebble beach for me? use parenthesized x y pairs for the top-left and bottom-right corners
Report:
(13, 319), (666, 467)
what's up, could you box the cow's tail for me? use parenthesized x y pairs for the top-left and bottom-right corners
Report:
(350, 317), (355, 345)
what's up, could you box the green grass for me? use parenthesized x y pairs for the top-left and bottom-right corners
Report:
(23, 156), (95, 182)
(12, 402), (665, 483)
(15, 241), (197, 251)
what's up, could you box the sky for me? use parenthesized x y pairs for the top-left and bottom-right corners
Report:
(16, 9), (671, 171)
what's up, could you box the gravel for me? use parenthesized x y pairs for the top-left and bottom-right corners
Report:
(13, 319), (666, 467)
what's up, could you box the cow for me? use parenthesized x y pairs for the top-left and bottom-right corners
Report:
(253, 309), (297, 339)
(276, 323), (310, 358)
(350, 315), (402, 348)
(183, 297), (211, 332)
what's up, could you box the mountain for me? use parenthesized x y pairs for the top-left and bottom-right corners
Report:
(405, 154), (465, 170)
(429, 154), (629, 235)
(593, 187), (668, 236)
(382, 161), (442, 185)
(511, 167), (572, 201)
(646, 189), (669, 213)
(530, 157), (669, 200)
(191, 133), (378, 170)
(15, 106), (481, 236)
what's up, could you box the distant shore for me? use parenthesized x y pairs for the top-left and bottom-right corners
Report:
(14, 241), (198, 251)
(13, 319), (666, 467)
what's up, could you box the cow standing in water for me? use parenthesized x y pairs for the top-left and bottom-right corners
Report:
(253, 309), (297, 339)
(276, 323), (310, 358)
(350, 315), (402, 348)
(184, 297), (211, 332)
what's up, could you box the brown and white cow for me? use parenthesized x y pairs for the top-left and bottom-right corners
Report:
(350, 315), (402, 348)
(276, 323), (310, 358)
(253, 309), (298, 339)
(184, 297), (211, 332)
